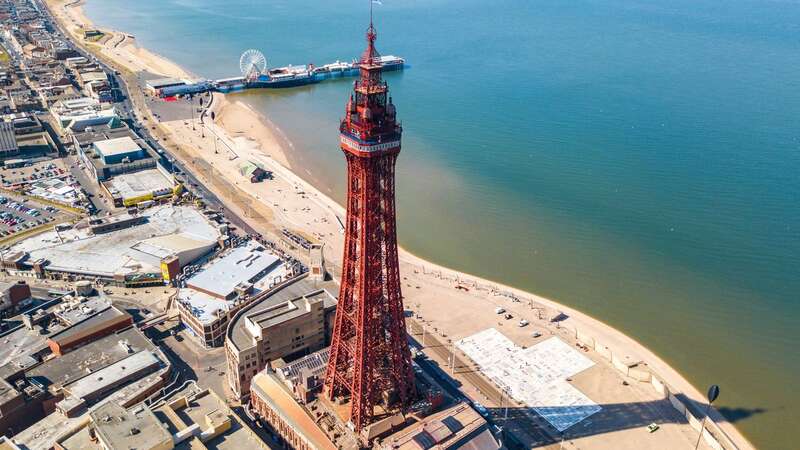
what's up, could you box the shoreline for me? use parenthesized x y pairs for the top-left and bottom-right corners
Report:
(47, 1), (755, 449)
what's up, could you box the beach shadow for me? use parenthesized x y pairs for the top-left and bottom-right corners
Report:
(715, 406), (766, 423)
(487, 398), (766, 449)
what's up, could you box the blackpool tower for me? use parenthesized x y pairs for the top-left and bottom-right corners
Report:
(323, 18), (415, 432)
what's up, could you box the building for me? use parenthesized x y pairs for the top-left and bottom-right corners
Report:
(71, 123), (141, 173)
(60, 401), (173, 450)
(225, 279), (338, 399)
(54, 384), (269, 450)
(4, 113), (43, 135)
(239, 161), (271, 183)
(145, 77), (185, 95)
(250, 370), (338, 450)
(0, 322), (170, 439)
(0, 281), (31, 316)
(324, 19), (414, 433)
(74, 124), (173, 189)
(0, 363), (47, 440)
(92, 136), (146, 165)
(102, 167), (177, 207)
(46, 297), (134, 356)
(50, 97), (118, 134)
(27, 325), (170, 416)
(177, 240), (301, 347)
(248, 348), (493, 450)
(379, 402), (501, 450)
(186, 242), (281, 300)
(0, 121), (18, 157)
(5, 205), (220, 286)
(274, 349), (330, 404)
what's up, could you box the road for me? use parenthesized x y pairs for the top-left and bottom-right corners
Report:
(409, 318), (561, 449)
(36, 0), (258, 237)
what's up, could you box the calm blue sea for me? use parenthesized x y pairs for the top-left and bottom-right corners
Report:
(83, 0), (800, 447)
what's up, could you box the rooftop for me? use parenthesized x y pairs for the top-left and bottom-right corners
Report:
(63, 350), (161, 401)
(88, 402), (172, 450)
(0, 121), (17, 153)
(146, 77), (185, 89)
(7, 205), (219, 277)
(153, 385), (267, 450)
(0, 318), (65, 368)
(131, 233), (214, 260)
(177, 259), (289, 325)
(15, 370), (169, 450)
(48, 302), (131, 347)
(229, 278), (338, 350)
(71, 122), (135, 147)
(103, 167), (174, 199)
(186, 241), (280, 299)
(381, 402), (500, 450)
(26, 326), (159, 392)
(245, 288), (336, 332)
(92, 136), (140, 157)
(251, 371), (337, 450)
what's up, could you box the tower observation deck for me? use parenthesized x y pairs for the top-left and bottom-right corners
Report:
(323, 19), (415, 433)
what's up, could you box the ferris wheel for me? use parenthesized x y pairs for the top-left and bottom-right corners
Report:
(240, 49), (267, 80)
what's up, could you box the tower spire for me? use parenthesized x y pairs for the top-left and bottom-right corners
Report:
(362, 0), (379, 65)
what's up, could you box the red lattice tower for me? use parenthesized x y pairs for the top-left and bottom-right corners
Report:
(323, 20), (415, 432)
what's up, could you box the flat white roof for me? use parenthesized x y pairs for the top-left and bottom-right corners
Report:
(80, 71), (107, 82)
(187, 241), (280, 298)
(60, 97), (97, 109)
(8, 205), (220, 277)
(104, 168), (173, 199)
(64, 351), (159, 400)
(178, 259), (290, 324)
(132, 233), (213, 260)
(93, 136), (141, 157)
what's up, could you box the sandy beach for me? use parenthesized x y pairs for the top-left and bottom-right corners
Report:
(45, 1), (755, 448)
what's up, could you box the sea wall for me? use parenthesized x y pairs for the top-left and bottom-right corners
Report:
(572, 326), (737, 450)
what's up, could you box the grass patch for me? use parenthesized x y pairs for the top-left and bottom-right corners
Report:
(84, 32), (105, 42)
(0, 46), (10, 64)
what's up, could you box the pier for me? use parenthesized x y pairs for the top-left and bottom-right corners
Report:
(155, 50), (405, 98)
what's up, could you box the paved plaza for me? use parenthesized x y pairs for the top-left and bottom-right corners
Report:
(457, 328), (601, 432)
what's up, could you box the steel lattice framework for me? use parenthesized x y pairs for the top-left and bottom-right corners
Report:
(323, 20), (415, 432)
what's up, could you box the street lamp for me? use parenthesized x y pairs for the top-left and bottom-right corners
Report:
(447, 339), (455, 374)
(188, 94), (196, 131)
(210, 112), (218, 154)
(694, 384), (720, 450)
(199, 97), (205, 138)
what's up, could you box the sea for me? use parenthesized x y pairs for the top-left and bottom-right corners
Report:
(82, 0), (799, 448)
